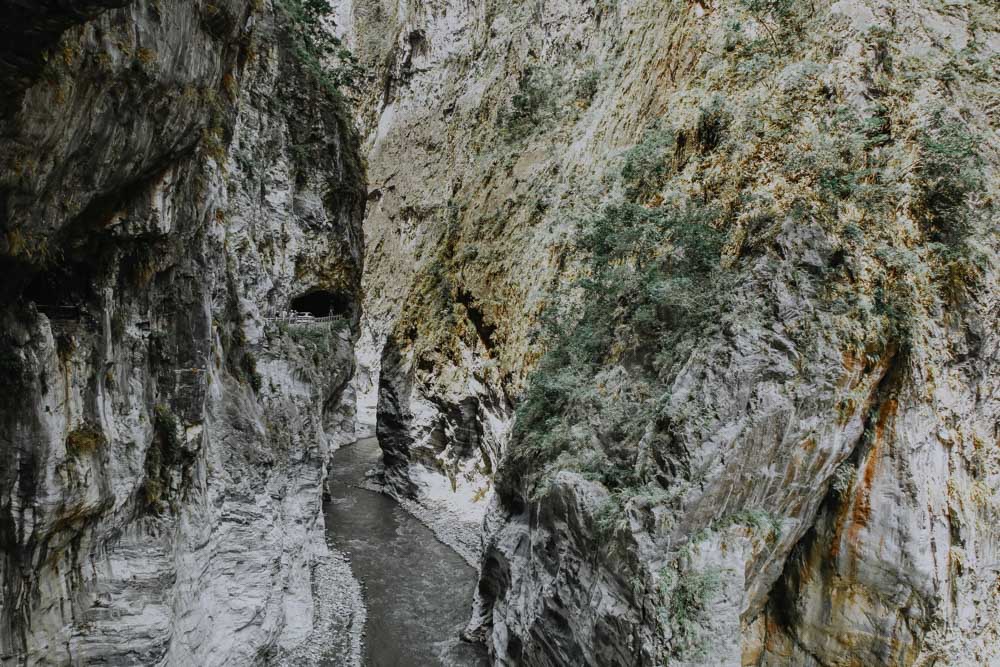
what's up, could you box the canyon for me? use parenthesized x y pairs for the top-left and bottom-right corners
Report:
(1, 0), (998, 666)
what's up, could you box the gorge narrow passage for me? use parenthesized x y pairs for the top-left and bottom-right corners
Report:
(324, 437), (489, 666)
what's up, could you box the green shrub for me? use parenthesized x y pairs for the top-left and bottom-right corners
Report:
(141, 405), (191, 514)
(153, 405), (182, 452)
(873, 281), (917, 350)
(741, 0), (796, 22)
(500, 67), (559, 141)
(912, 116), (983, 248)
(740, 0), (802, 43)
(695, 98), (729, 154)
(506, 198), (725, 495)
(275, 0), (362, 91)
(287, 322), (335, 349)
(66, 423), (106, 455)
(593, 493), (627, 541)
(330, 315), (350, 332)
(621, 126), (675, 201)
(861, 103), (892, 149)
(712, 508), (781, 539)
(578, 201), (724, 345)
(575, 68), (601, 106)
(659, 567), (723, 659)
(248, 363), (263, 392)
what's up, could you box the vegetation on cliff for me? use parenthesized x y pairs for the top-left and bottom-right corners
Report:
(488, 1), (996, 660)
(505, 9), (993, 510)
(274, 0), (362, 92)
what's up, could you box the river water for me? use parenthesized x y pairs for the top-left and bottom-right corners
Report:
(324, 437), (489, 667)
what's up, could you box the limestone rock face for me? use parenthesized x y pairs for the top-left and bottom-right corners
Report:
(0, 1), (365, 663)
(342, 0), (643, 550)
(4, 0), (998, 665)
(344, 0), (999, 665)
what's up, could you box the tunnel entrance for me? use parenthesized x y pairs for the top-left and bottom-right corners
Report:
(290, 289), (350, 318)
(22, 265), (90, 319)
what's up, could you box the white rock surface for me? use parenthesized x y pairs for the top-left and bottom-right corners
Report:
(0, 2), (366, 663)
(342, 0), (1000, 664)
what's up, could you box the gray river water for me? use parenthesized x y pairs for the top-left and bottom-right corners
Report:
(324, 437), (489, 667)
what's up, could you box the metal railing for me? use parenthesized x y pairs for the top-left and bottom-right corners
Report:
(265, 311), (342, 325)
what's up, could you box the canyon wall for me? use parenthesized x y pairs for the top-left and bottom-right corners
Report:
(0, 1), (364, 663)
(2, 0), (996, 665)
(342, 0), (656, 550)
(345, 0), (999, 664)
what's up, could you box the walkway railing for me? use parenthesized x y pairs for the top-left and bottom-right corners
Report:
(265, 311), (343, 325)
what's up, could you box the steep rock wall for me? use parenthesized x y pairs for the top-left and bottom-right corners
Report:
(0, 1), (365, 663)
(341, 0), (660, 550)
(344, 0), (998, 665)
(475, 3), (1000, 666)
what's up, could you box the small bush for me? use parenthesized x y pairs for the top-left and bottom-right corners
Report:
(66, 423), (106, 455)
(695, 99), (729, 154)
(873, 281), (917, 350)
(660, 567), (722, 659)
(153, 405), (182, 452)
(578, 201), (724, 345)
(712, 508), (781, 538)
(506, 198), (725, 494)
(232, 346), (262, 392)
(136, 47), (156, 66)
(741, 0), (796, 22)
(621, 126), (675, 201)
(912, 117), (983, 248)
(574, 68), (601, 106)
(287, 322), (335, 350)
(275, 0), (362, 92)
(141, 406), (189, 514)
(593, 493), (626, 541)
(740, 0), (802, 42)
(500, 67), (558, 141)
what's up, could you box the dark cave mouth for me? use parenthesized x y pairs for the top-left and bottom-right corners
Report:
(21, 264), (93, 317)
(290, 289), (351, 318)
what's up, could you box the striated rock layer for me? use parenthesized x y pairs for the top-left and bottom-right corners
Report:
(0, 1), (365, 663)
(345, 0), (998, 665)
(341, 0), (634, 550)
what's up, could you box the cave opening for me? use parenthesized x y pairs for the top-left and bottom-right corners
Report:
(290, 289), (350, 318)
(22, 265), (92, 318)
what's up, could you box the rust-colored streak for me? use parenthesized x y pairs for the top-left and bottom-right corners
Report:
(873, 398), (898, 444)
(840, 350), (862, 387)
(830, 500), (849, 560)
(832, 398), (898, 561)
(847, 399), (898, 551)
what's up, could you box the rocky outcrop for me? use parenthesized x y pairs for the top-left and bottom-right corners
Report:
(473, 2), (1000, 666)
(5, 0), (996, 664)
(341, 0), (632, 549)
(0, 1), (365, 663)
(343, 0), (998, 665)
(0, 0), (132, 108)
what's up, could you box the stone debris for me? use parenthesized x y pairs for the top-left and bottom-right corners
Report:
(274, 547), (366, 667)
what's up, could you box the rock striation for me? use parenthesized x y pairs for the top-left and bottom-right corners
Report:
(0, 1), (365, 663)
(343, 0), (999, 665)
(3, 0), (998, 665)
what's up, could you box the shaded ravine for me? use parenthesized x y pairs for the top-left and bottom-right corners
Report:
(324, 437), (489, 666)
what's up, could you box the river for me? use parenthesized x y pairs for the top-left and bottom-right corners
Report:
(323, 437), (489, 667)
